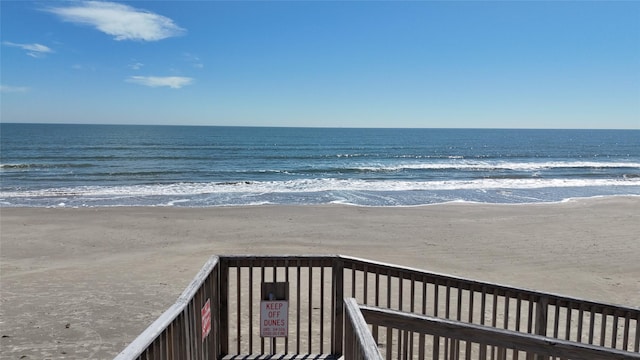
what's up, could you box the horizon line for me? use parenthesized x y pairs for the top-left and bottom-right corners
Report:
(1, 122), (639, 131)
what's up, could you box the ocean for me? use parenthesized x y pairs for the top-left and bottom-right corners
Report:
(1, 123), (638, 207)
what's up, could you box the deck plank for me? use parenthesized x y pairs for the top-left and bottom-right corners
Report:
(222, 354), (341, 360)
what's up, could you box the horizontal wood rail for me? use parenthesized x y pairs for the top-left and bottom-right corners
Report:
(352, 300), (640, 360)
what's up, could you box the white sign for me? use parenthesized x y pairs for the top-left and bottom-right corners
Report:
(260, 300), (288, 337)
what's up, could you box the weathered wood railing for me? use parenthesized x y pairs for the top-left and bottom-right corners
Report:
(115, 255), (640, 360)
(344, 298), (640, 360)
(218, 255), (342, 358)
(115, 256), (221, 360)
(339, 256), (640, 356)
(344, 298), (384, 360)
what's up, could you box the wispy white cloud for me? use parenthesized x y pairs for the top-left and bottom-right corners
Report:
(126, 76), (193, 89)
(45, 1), (185, 42)
(129, 62), (144, 70)
(1, 85), (30, 93)
(3, 41), (53, 58)
(183, 53), (204, 69)
(72, 64), (97, 71)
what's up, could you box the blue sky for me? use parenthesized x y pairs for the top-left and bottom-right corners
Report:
(1, 1), (639, 129)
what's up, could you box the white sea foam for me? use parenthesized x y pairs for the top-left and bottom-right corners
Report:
(2, 177), (639, 199)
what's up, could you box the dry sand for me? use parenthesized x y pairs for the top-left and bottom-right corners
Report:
(1, 197), (639, 359)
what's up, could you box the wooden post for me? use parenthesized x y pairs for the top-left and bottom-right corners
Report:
(534, 296), (548, 360)
(211, 261), (221, 359)
(218, 258), (229, 357)
(332, 257), (345, 356)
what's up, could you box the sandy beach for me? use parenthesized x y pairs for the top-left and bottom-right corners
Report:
(1, 197), (639, 359)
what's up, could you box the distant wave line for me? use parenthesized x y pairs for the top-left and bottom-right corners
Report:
(5, 160), (637, 172)
(351, 161), (640, 172)
(0, 163), (96, 169)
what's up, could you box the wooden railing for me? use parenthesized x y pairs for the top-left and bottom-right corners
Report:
(218, 255), (341, 358)
(339, 256), (639, 355)
(344, 297), (384, 360)
(344, 298), (640, 360)
(114, 256), (221, 360)
(115, 255), (640, 360)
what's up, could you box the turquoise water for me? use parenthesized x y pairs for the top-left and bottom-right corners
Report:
(1, 124), (639, 207)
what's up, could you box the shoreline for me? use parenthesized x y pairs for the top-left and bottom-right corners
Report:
(2, 193), (639, 209)
(1, 196), (639, 358)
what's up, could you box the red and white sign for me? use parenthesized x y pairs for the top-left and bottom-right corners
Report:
(260, 300), (288, 337)
(201, 298), (211, 341)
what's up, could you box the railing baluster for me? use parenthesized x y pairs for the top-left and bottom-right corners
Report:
(260, 262), (265, 354)
(515, 294), (522, 332)
(189, 300), (196, 358)
(372, 267), (380, 345)
(402, 328), (409, 360)
(399, 272), (405, 359)
(363, 264), (369, 305)
(272, 264), (278, 353)
(296, 260), (301, 354)
(375, 267), (381, 308)
(565, 302), (572, 341)
(236, 266), (241, 354)
(386, 269), (392, 359)
(433, 280), (440, 360)
(248, 264), (253, 353)
(623, 313), (630, 351)
(492, 291), (499, 360)
(445, 282), (451, 320)
(455, 287), (462, 360)
(612, 314), (619, 349)
(320, 264), (325, 354)
(396, 272), (403, 313)
(444, 282), (451, 360)
(352, 264), (357, 298)
(308, 265), (313, 354)
(332, 258), (344, 356)
(601, 308), (608, 347)
(285, 260), (290, 354)
(577, 304), (584, 343)
(553, 303), (560, 340)
(220, 258), (229, 357)
(457, 287), (463, 322)
(588, 306), (596, 345)
(467, 290), (474, 360)
(504, 292), (510, 330)
(410, 274), (416, 359)
(634, 313), (639, 352)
